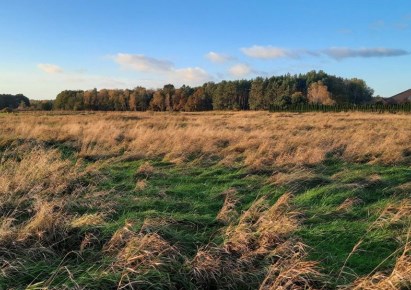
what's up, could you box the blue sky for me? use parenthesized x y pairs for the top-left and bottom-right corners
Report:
(0, 0), (410, 99)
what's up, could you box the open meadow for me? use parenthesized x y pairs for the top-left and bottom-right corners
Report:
(0, 111), (410, 289)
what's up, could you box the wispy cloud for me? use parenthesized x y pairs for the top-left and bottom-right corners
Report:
(323, 47), (409, 59)
(241, 45), (296, 59)
(113, 53), (173, 72)
(112, 53), (212, 86)
(228, 63), (252, 77)
(37, 63), (64, 74)
(205, 51), (234, 63)
(241, 45), (409, 60)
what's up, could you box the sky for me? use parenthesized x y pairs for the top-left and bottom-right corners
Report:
(0, 0), (410, 99)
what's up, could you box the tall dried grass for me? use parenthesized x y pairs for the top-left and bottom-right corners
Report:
(259, 241), (323, 290)
(0, 146), (75, 199)
(104, 219), (183, 289)
(1, 111), (410, 169)
(191, 192), (323, 289)
(0, 145), (89, 279)
(216, 188), (239, 224)
(0, 146), (82, 245)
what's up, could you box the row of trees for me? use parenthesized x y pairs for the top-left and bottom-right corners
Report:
(29, 100), (54, 111)
(50, 71), (375, 111)
(53, 71), (375, 111)
(249, 71), (374, 109)
(0, 94), (30, 110)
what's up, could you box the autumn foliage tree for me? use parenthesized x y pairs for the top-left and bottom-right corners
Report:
(307, 81), (335, 105)
(184, 87), (212, 111)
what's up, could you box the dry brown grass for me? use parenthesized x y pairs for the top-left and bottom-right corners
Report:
(268, 166), (332, 195)
(103, 220), (136, 254)
(0, 144), (93, 281)
(373, 199), (411, 228)
(1, 111), (410, 169)
(216, 188), (239, 224)
(259, 242), (323, 290)
(0, 146), (87, 248)
(113, 233), (180, 288)
(0, 146), (76, 199)
(103, 219), (183, 289)
(269, 168), (317, 186)
(70, 213), (105, 228)
(190, 192), (323, 289)
(224, 192), (299, 254)
(17, 200), (66, 242)
(135, 179), (148, 191)
(190, 244), (254, 288)
(136, 161), (155, 178)
(337, 197), (364, 212)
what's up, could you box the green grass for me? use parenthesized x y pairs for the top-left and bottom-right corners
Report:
(94, 159), (273, 253)
(293, 160), (411, 286)
(1, 151), (410, 289)
(1, 157), (276, 289)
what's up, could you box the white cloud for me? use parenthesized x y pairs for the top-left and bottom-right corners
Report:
(173, 67), (211, 85)
(112, 53), (213, 86)
(37, 63), (64, 74)
(241, 45), (295, 59)
(113, 53), (174, 72)
(205, 51), (233, 63)
(323, 47), (409, 59)
(229, 63), (252, 77)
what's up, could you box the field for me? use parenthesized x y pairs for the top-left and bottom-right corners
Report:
(0, 111), (410, 289)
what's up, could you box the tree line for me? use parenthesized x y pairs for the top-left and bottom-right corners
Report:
(0, 71), (381, 112)
(52, 71), (376, 111)
(0, 94), (30, 111)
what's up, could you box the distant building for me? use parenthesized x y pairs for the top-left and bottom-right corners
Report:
(387, 89), (411, 104)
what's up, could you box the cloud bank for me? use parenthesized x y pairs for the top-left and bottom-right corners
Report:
(323, 47), (409, 59)
(112, 53), (212, 86)
(241, 45), (409, 60)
